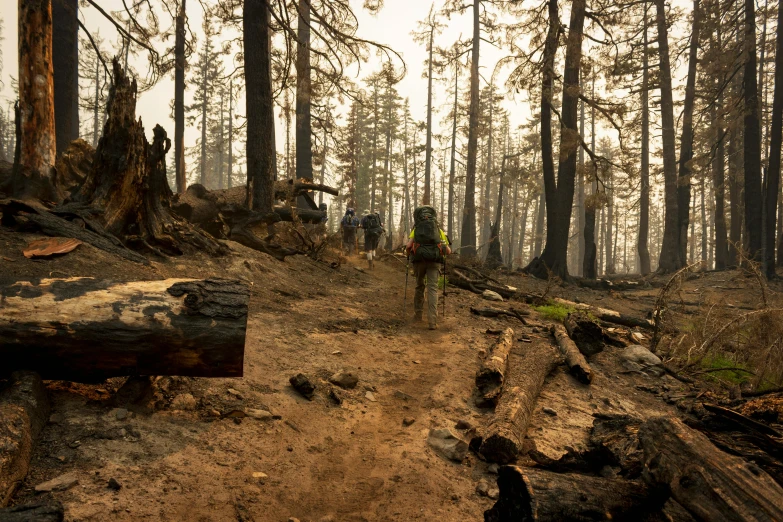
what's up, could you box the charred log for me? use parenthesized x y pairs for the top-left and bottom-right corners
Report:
(476, 328), (515, 405)
(564, 312), (605, 356)
(551, 324), (592, 384)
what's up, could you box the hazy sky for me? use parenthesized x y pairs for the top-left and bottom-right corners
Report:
(0, 1), (528, 188)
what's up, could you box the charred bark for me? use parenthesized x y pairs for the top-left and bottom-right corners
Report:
(475, 328), (515, 405)
(52, 0), (79, 159)
(552, 323), (592, 384)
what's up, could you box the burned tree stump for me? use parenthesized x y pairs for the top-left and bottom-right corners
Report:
(484, 466), (668, 522)
(564, 312), (605, 356)
(551, 324), (592, 384)
(638, 416), (783, 521)
(475, 328), (515, 405)
(0, 277), (249, 382)
(479, 338), (559, 464)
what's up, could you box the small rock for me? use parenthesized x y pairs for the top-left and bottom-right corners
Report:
(252, 471), (268, 479)
(107, 478), (122, 491)
(427, 428), (469, 462)
(482, 290), (504, 302)
(476, 479), (490, 497)
(328, 371), (359, 389)
(114, 408), (129, 421)
(289, 373), (316, 400)
(413, 360), (421, 364)
(328, 387), (344, 405)
(393, 390), (414, 401)
(331, 350), (342, 355)
(402, 417), (416, 427)
(531, 327), (540, 333)
(365, 391), (377, 402)
(48, 412), (65, 424)
(488, 464), (499, 474)
(245, 409), (275, 420)
(171, 393), (197, 411)
(209, 409), (222, 417)
(35, 473), (79, 492)
(630, 332), (645, 343)
(227, 388), (244, 399)
(620, 345), (664, 377)
(542, 407), (558, 416)
(289, 518), (301, 522)
(488, 487), (500, 500)
(455, 419), (472, 430)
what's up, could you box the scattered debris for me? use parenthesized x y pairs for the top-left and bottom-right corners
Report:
(620, 345), (664, 377)
(245, 409), (275, 421)
(252, 472), (268, 479)
(482, 290), (504, 302)
(542, 407), (558, 416)
(328, 371), (359, 390)
(226, 388), (244, 399)
(364, 391), (377, 402)
(171, 393), (198, 411)
(455, 420), (473, 430)
(34, 473), (78, 493)
(22, 237), (82, 259)
(289, 374), (316, 400)
(427, 428), (468, 462)
(107, 478), (122, 491)
(402, 418), (416, 427)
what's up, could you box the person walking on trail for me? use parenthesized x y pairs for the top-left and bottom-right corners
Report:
(361, 209), (384, 270)
(405, 205), (451, 330)
(341, 208), (359, 255)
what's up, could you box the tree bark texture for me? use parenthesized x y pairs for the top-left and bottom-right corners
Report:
(764, 0), (783, 278)
(0, 501), (64, 522)
(52, 0), (79, 159)
(551, 324), (592, 384)
(484, 466), (667, 522)
(639, 416), (783, 521)
(475, 328), (515, 405)
(713, 68), (728, 270)
(564, 312), (605, 356)
(743, 0), (763, 262)
(479, 338), (559, 464)
(460, 0), (480, 259)
(655, 0), (681, 272)
(295, 0), (312, 184)
(0, 278), (249, 381)
(174, 0), (187, 193)
(244, 0), (276, 213)
(15, 0), (58, 201)
(639, 6), (652, 274)
(423, 24), (434, 205)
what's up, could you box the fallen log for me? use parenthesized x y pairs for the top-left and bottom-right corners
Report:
(451, 268), (518, 298)
(553, 298), (655, 330)
(564, 312), (605, 356)
(638, 416), (783, 521)
(0, 372), (49, 507)
(484, 466), (668, 522)
(479, 338), (559, 464)
(0, 501), (63, 522)
(0, 278), (248, 381)
(551, 324), (592, 384)
(475, 328), (515, 405)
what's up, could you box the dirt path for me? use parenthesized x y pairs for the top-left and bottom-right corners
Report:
(8, 242), (691, 522)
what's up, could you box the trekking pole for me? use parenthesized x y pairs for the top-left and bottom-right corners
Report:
(442, 256), (447, 319)
(403, 254), (410, 318)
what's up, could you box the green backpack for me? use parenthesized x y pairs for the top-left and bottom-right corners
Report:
(412, 206), (444, 262)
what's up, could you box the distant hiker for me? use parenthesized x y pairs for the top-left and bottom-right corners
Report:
(405, 206), (451, 330)
(341, 208), (359, 255)
(361, 209), (384, 270)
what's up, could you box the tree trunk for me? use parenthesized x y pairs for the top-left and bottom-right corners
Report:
(605, 170), (615, 274)
(228, 78), (233, 189)
(0, 278), (249, 381)
(91, 57), (100, 148)
(295, 0), (312, 186)
(486, 153), (505, 268)
(564, 311), (605, 356)
(700, 174), (707, 263)
(728, 118), (742, 266)
(475, 328), (515, 405)
(639, 7), (652, 274)
(479, 338), (559, 464)
(485, 466), (668, 522)
(584, 76), (598, 278)
(423, 25), (434, 205)
(371, 85), (378, 212)
(174, 0), (187, 193)
(199, 34), (210, 186)
(744, 0), (763, 262)
(764, 0), (783, 278)
(244, 0), (276, 214)
(52, 0), (79, 159)
(460, 0), (480, 259)
(577, 93), (585, 276)
(527, 0), (585, 280)
(713, 48), (728, 269)
(482, 89), (495, 258)
(448, 67), (458, 239)
(656, 0), (681, 272)
(15, 0), (57, 201)
(638, 417), (783, 521)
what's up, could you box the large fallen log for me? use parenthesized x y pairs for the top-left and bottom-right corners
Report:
(484, 466), (668, 522)
(475, 328), (515, 405)
(0, 372), (49, 507)
(479, 338), (559, 464)
(551, 324), (592, 384)
(564, 312), (606, 356)
(553, 298), (655, 330)
(638, 416), (783, 521)
(0, 278), (248, 382)
(0, 501), (63, 522)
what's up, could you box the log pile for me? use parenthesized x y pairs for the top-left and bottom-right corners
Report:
(1, 277), (249, 381)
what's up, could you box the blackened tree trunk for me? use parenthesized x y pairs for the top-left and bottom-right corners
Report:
(92, 58), (101, 147)
(296, 0), (313, 183)
(676, 0), (700, 268)
(656, 0), (681, 272)
(52, 0), (79, 158)
(577, 90), (585, 276)
(528, 0), (585, 280)
(217, 93), (225, 189)
(482, 90), (495, 257)
(728, 120), (742, 266)
(199, 33), (211, 186)
(764, 0), (783, 278)
(460, 0), (480, 259)
(448, 67), (458, 239)
(244, 0), (276, 213)
(584, 74), (598, 278)
(713, 34), (729, 269)
(174, 0), (187, 193)
(228, 78), (234, 189)
(639, 2), (652, 274)
(15, 0), (58, 201)
(744, 0), (763, 261)
(605, 169), (614, 274)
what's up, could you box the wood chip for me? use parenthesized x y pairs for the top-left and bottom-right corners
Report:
(23, 237), (82, 258)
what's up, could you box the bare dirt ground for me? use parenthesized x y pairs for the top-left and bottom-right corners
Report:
(3, 227), (775, 522)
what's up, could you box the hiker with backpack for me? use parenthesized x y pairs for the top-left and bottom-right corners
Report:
(361, 209), (384, 270)
(405, 206), (451, 330)
(341, 208), (360, 255)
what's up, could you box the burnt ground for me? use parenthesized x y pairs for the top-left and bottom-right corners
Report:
(2, 226), (781, 521)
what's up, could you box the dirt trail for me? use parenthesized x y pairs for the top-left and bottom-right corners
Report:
(5, 237), (690, 522)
